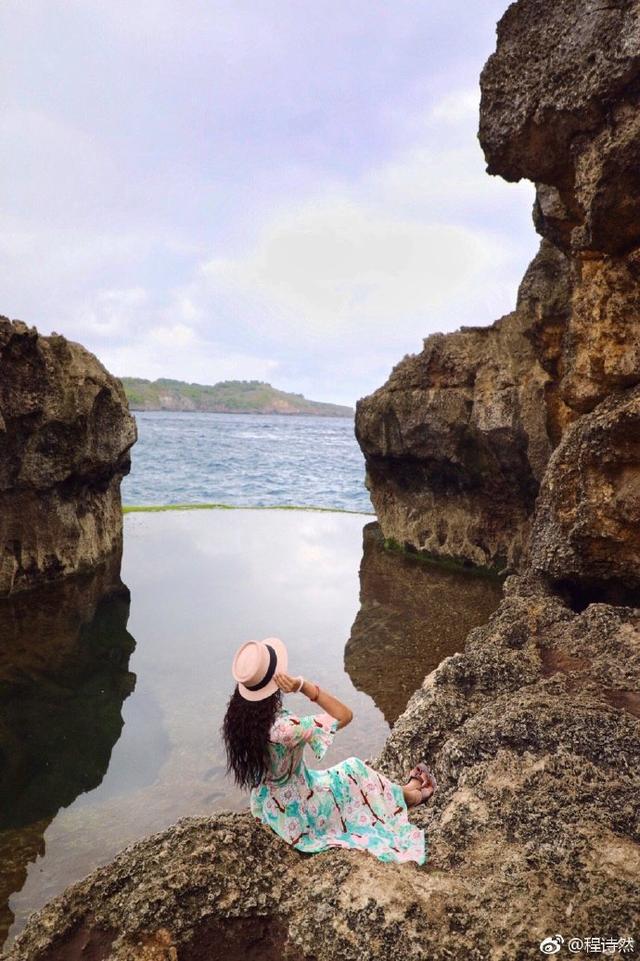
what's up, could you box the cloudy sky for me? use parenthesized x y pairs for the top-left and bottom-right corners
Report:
(1, 1), (538, 406)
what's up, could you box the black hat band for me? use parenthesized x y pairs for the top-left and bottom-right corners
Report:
(244, 644), (277, 691)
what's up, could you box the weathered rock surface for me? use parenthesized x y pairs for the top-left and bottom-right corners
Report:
(479, 0), (640, 256)
(527, 384), (640, 595)
(0, 318), (137, 595)
(355, 240), (573, 572)
(561, 250), (640, 414)
(5, 573), (639, 961)
(356, 0), (640, 574)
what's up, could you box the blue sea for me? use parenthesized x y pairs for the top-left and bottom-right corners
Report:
(121, 411), (373, 513)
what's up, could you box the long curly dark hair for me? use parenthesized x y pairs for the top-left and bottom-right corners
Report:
(221, 685), (283, 790)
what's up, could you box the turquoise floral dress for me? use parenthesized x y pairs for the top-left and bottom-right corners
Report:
(250, 707), (426, 864)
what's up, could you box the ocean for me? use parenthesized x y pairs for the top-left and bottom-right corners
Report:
(121, 411), (373, 513)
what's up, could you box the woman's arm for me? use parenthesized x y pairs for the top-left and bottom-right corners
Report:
(274, 673), (354, 730)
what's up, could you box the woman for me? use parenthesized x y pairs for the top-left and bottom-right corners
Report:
(222, 636), (436, 865)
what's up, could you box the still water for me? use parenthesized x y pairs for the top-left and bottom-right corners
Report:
(0, 509), (502, 950)
(121, 411), (371, 512)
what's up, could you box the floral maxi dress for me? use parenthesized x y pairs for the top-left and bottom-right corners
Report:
(250, 707), (426, 864)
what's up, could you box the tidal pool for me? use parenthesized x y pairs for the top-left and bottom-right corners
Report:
(0, 509), (503, 950)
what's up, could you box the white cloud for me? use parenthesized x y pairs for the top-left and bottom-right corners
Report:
(149, 323), (197, 348)
(0, 108), (116, 224)
(0, 71), (537, 405)
(98, 338), (280, 386)
(73, 288), (148, 339)
(429, 88), (480, 124)
(202, 198), (511, 344)
(179, 91), (536, 373)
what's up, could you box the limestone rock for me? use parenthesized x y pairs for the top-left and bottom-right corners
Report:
(0, 318), (137, 595)
(527, 384), (640, 594)
(561, 250), (640, 414)
(479, 0), (640, 255)
(357, 0), (640, 573)
(355, 241), (572, 572)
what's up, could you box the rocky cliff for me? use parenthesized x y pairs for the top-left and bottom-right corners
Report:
(0, 319), (137, 595)
(356, 0), (640, 574)
(355, 240), (574, 573)
(4, 1), (640, 959)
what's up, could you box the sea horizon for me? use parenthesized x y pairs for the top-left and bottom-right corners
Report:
(121, 409), (373, 514)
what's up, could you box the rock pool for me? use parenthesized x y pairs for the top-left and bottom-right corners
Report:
(0, 508), (502, 950)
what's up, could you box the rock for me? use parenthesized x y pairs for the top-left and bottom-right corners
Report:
(479, 0), (640, 255)
(527, 384), (640, 596)
(355, 240), (572, 572)
(0, 318), (137, 595)
(357, 0), (640, 573)
(560, 250), (640, 414)
(2, 812), (303, 961)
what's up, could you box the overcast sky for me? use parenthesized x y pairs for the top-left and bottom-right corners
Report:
(1, 1), (538, 406)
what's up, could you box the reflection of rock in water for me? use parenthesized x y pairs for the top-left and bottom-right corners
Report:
(345, 522), (503, 724)
(0, 553), (136, 946)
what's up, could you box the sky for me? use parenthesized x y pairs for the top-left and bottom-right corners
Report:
(1, 1), (539, 407)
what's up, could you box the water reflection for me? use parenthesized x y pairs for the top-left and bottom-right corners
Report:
(0, 554), (136, 946)
(0, 510), (503, 951)
(345, 523), (504, 724)
(1, 509), (384, 950)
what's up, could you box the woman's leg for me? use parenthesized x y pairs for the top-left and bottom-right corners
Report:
(403, 781), (421, 807)
(402, 776), (433, 807)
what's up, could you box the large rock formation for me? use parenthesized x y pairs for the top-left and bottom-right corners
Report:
(356, 0), (640, 574)
(527, 384), (640, 597)
(479, 0), (640, 257)
(4, 0), (640, 958)
(0, 319), (137, 595)
(355, 240), (574, 573)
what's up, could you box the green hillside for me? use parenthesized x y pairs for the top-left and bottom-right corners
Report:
(120, 378), (353, 417)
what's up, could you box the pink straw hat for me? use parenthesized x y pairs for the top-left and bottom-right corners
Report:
(232, 636), (288, 701)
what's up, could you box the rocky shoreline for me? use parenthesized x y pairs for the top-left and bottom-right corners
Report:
(4, 561), (638, 960)
(3, 0), (640, 957)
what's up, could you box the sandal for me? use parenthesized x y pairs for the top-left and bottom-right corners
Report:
(408, 763), (429, 784)
(411, 763), (438, 799)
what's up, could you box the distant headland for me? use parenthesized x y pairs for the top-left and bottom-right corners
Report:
(120, 377), (354, 417)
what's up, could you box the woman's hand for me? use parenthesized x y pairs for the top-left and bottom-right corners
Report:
(276, 672), (353, 730)
(274, 672), (302, 694)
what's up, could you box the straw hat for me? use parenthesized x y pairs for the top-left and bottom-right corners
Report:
(231, 637), (288, 701)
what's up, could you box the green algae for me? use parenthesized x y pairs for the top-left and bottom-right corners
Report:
(122, 502), (375, 516)
(382, 536), (507, 581)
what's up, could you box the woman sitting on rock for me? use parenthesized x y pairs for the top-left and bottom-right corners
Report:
(222, 636), (436, 864)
